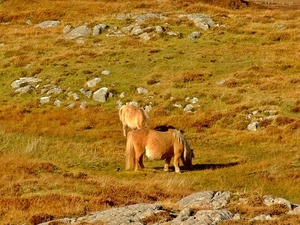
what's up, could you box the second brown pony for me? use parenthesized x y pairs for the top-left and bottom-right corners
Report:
(125, 128), (194, 173)
(119, 104), (150, 137)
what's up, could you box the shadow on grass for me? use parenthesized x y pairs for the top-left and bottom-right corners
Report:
(152, 162), (239, 173)
(191, 162), (239, 171)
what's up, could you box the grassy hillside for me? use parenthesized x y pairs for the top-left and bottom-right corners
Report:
(1, 0), (300, 224)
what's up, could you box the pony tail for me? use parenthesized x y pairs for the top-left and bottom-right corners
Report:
(125, 131), (135, 170)
(119, 105), (124, 121)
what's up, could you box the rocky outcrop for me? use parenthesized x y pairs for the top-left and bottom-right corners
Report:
(37, 190), (300, 225)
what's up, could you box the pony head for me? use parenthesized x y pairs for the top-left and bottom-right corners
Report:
(181, 135), (194, 170)
(173, 129), (194, 170)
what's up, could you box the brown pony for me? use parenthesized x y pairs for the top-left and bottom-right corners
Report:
(125, 128), (194, 173)
(119, 104), (150, 137)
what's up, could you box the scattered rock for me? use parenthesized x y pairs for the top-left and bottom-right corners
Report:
(11, 77), (42, 89)
(264, 195), (292, 209)
(26, 19), (32, 25)
(86, 78), (101, 88)
(101, 70), (110, 75)
(247, 121), (258, 131)
(188, 31), (202, 40)
(64, 24), (91, 39)
(137, 87), (148, 95)
(54, 99), (62, 106)
(39, 190), (300, 225)
(139, 32), (151, 41)
(40, 96), (51, 104)
(15, 85), (33, 94)
(93, 87), (108, 102)
(184, 104), (194, 112)
(176, 191), (231, 209)
(36, 20), (60, 28)
(92, 24), (108, 36)
(63, 25), (73, 34)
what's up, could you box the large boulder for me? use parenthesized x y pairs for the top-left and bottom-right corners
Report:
(64, 25), (91, 39)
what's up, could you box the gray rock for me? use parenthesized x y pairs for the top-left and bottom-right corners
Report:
(288, 205), (300, 215)
(116, 13), (135, 20)
(130, 26), (144, 35)
(64, 25), (91, 39)
(66, 103), (76, 108)
(80, 88), (92, 98)
(106, 27), (125, 37)
(189, 97), (199, 104)
(144, 105), (152, 113)
(93, 87), (108, 102)
(167, 31), (180, 36)
(178, 13), (215, 30)
(139, 32), (150, 41)
(80, 101), (87, 109)
(86, 78), (101, 88)
(93, 24), (108, 36)
(67, 92), (80, 101)
(174, 103), (183, 108)
(188, 31), (202, 40)
(156, 25), (165, 33)
(76, 203), (165, 225)
(101, 70), (110, 75)
(54, 99), (62, 107)
(134, 13), (168, 24)
(40, 96), (51, 104)
(172, 207), (193, 222)
(63, 25), (73, 34)
(36, 20), (60, 28)
(247, 121), (258, 131)
(171, 209), (233, 225)
(11, 77), (42, 89)
(37, 190), (300, 225)
(46, 86), (62, 95)
(252, 214), (274, 221)
(14, 85), (33, 94)
(26, 20), (32, 25)
(119, 92), (125, 98)
(264, 195), (292, 209)
(184, 104), (194, 112)
(194, 19), (210, 30)
(176, 191), (231, 210)
(121, 25), (135, 34)
(137, 87), (148, 95)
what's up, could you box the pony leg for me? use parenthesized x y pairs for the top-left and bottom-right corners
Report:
(123, 125), (128, 137)
(135, 152), (144, 171)
(173, 155), (181, 173)
(138, 154), (145, 169)
(164, 158), (171, 172)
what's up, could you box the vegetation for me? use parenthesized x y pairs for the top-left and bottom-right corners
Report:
(1, 0), (300, 224)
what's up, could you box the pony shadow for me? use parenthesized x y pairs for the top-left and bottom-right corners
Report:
(153, 125), (177, 132)
(192, 162), (240, 171)
(152, 162), (239, 172)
